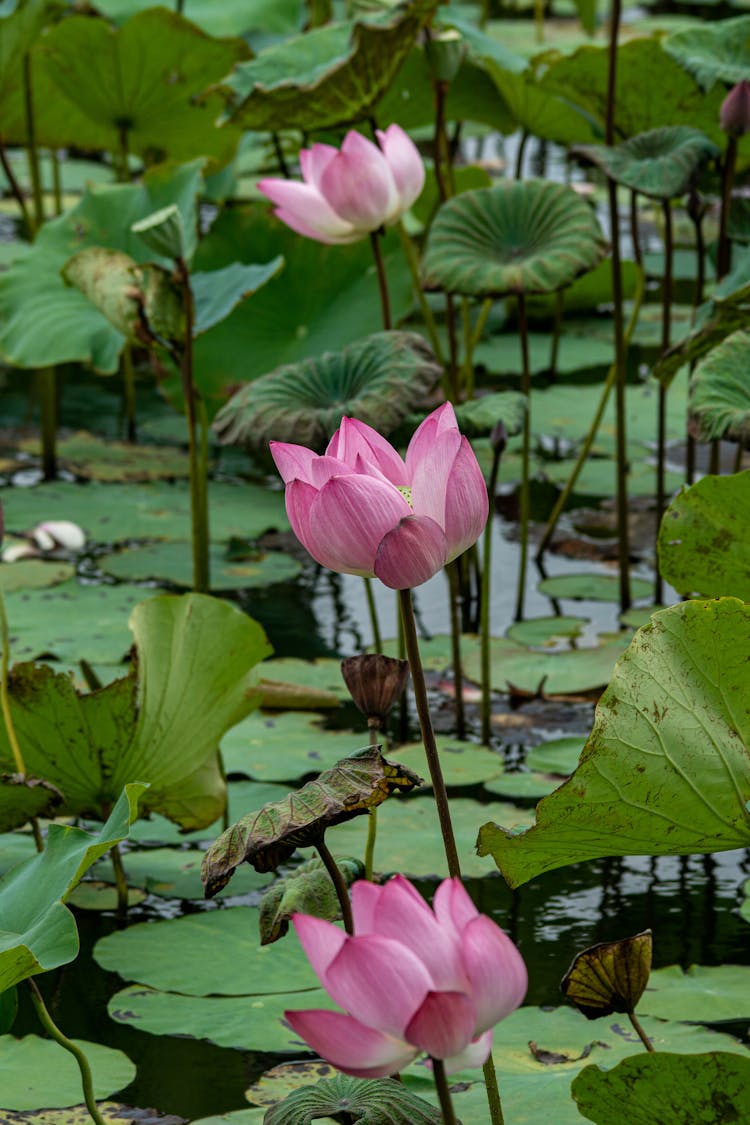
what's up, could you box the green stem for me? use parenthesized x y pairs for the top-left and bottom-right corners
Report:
(446, 562), (465, 740)
(655, 199), (673, 606)
(369, 230), (392, 330)
(110, 841), (129, 920)
(316, 835), (354, 935)
(514, 130), (528, 180)
(431, 1058), (458, 1125)
(433, 79), (450, 202)
(481, 443), (502, 745)
(363, 578), (383, 653)
(364, 722), (380, 880)
(513, 293), (531, 623)
(717, 135), (737, 280)
(22, 53), (43, 233)
(0, 141), (33, 234)
(37, 366), (57, 481)
(398, 588), (461, 878)
(459, 298), (492, 400)
(28, 979), (108, 1125)
(397, 600), (408, 742)
(50, 149), (62, 216)
(0, 586), (25, 775)
(482, 1054), (506, 1125)
(121, 342), (137, 442)
(629, 189), (642, 268)
(534, 0), (545, 43)
(548, 289), (564, 378)
(445, 293), (461, 402)
(686, 203), (706, 487)
(733, 440), (744, 472)
(177, 259), (209, 593)
(117, 126), (130, 183)
(397, 222), (444, 364)
(271, 132), (290, 178)
(628, 1009), (655, 1052)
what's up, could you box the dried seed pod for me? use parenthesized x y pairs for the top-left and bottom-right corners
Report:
(340, 653), (410, 723)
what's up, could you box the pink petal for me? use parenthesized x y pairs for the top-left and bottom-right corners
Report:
(258, 178), (356, 241)
(442, 436), (489, 561)
(300, 142), (339, 189)
(350, 880), (385, 934)
(324, 933), (434, 1037)
(273, 207), (362, 246)
(372, 876), (466, 991)
(285, 479), (319, 557)
(326, 417), (407, 484)
(460, 916), (528, 1033)
(373, 514), (448, 589)
(443, 1029), (494, 1074)
(405, 402), (459, 475)
(285, 1008), (418, 1078)
(376, 125), (425, 212)
(405, 991), (476, 1059)
(307, 454), (355, 487)
(293, 915), (347, 985)
(269, 441), (318, 485)
(319, 136), (398, 231)
(307, 474), (410, 576)
(433, 878), (479, 938)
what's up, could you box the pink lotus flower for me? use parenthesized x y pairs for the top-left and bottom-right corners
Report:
(286, 875), (527, 1078)
(258, 125), (424, 244)
(269, 404), (488, 590)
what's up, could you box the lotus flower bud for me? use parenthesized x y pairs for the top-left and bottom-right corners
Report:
(31, 520), (86, 552)
(490, 419), (508, 455)
(424, 29), (465, 84)
(341, 654), (410, 724)
(720, 80), (750, 138)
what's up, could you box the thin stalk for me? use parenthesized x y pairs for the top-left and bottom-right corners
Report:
(22, 53), (43, 232)
(458, 298), (492, 400)
(50, 149), (62, 215)
(445, 294), (461, 402)
(548, 289), (564, 378)
(121, 342), (137, 442)
(717, 135), (737, 280)
(271, 132), (290, 178)
(709, 440), (721, 475)
(117, 125), (130, 182)
(431, 1058), (458, 1125)
(536, 269), (645, 560)
(513, 293), (532, 623)
(629, 189), (642, 267)
(398, 588), (461, 878)
(363, 578), (383, 653)
(433, 80), (450, 202)
(654, 199), (673, 605)
(686, 202), (706, 486)
(363, 721), (380, 880)
(605, 0), (631, 615)
(534, 0), (545, 43)
(37, 366), (57, 480)
(482, 1055), (506, 1125)
(28, 979), (108, 1125)
(514, 130), (529, 180)
(197, 397), (211, 582)
(30, 817), (44, 851)
(177, 259), (210, 593)
(110, 841), (129, 920)
(397, 602), (408, 742)
(481, 441), (502, 745)
(369, 231), (392, 330)
(316, 835), (354, 935)
(734, 441), (744, 472)
(628, 1010), (655, 1052)
(0, 142), (32, 234)
(397, 222), (444, 363)
(0, 587), (25, 775)
(446, 562), (465, 740)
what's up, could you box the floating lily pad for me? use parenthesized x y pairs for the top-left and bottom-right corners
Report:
(422, 180), (608, 297)
(0, 560), (75, 593)
(99, 542), (301, 590)
(66, 881), (146, 911)
(506, 616), (588, 647)
(658, 472), (750, 600)
(194, 1114), (265, 1125)
(639, 964), (750, 1023)
(395, 738), (504, 788)
(537, 573), (652, 602)
(664, 15), (750, 89)
(463, 634), (631, 696)
(0, 1036), (136, 1112)
(0, 1105), (188, 1125)
(245, 1060), (337, 1108)
(573, 127), (718, 199)
(128, 780), (292, 845)
(18, 431), (190, 481)
(484, 771), (566, 800)
(94, 846), (268, 900)
(619, 605), (669, 629)
(92, 0), (302, 39)
(4, 582), (145, 664)
(452, 392), (526, 439)
(689, 328), (750, 442)
(259, 660), (350, 702)
(525, 737), (586, 775)
(213, 331), (441, 455)
(220, 711), (358, 782)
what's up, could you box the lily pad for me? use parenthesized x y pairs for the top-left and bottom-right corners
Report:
(506, 616), (587, 647)
(452, 392), (526, 439)
(0, 1035), (135, 1112)
(526, 737), (586, 775)
(422, 180), (608, 297)
(658, 472), (750, 600)
(17, 432), (190, 482)
(213, 331), (441, 454)
(4, 582), (146, 664)
(220, 711), (358, 782)
(537, 573), (652, 602)
(483, 771), (567, 800)
(94, 846), (268, 900)
(99, 542), (301, 591)
(65, 881), (146, 912)
(0, 560), (74, 593)
(664, 15), (750, 89)
(573, 127), (718, 200)
(689, 328), (750, 442)
(395, 738), (504, 788)
(477, 598), (750, 887)
(462, 633), (631, 696)
(639, 964), (750, 1023)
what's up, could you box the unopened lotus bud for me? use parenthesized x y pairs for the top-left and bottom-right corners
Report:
(720, 80), (750, 138)
(31, 520), (86, 552)
(491, 419), (508, 454)
(340, 654), (410, 723)
(424, 29), (465, 84)
(561, 930), (652, 1019)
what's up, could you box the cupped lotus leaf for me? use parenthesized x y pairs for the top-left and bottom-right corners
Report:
(638, 964), (750, 1022)
(259, 856), (364, 945)
(561, 931), (653, 1019)
(572, 1051), (750, 1124)
(421, 181), (608, 298)
(477, 598), (750, 887)
(689, 329), (750, 442)
(202, 746), (422, 894)
(452, 391), (526, 439)
(0, 1035), (136, 1112)
(0, 594), (271, 828)
(30, 9), (247, 168)
(98, 541), (302, 591)
(658, 472), (750, 601)
(573, 127), (719, 200)
(0, 774), (61, 832)
(0, 783), (144, 993)
(223, 0), (437, 131)
(213, 331), (441, 454)
(664, 16), (750, 90)
(263, 1075), (442, 1125)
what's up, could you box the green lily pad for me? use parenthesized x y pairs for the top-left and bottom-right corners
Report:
(540, 456), (685, 500)
(0, 1105), (188, 1125)
(0, 560), (74, 593)
(664, 15), (750, 89)
(463, 633), (631, 696)
(194, 1114), (266, 1125)
(483, 771), (566, 800)
(619, 605), (670, 629)
(573, 127), (719, 199)
(395, 738), (504, 788)
(17, 432), (190, 482)
(65, 880), (146, 911)
(220, 711), (358, 782)
(224, 0), (436, 131)
(0, 1036), (136, 1112)
(658, 472), (750, 600)
(506, 616), (588, 647)
(525, 737), (586, 775)
(259, 660), (350, 702)
(689, 328), (750, 442)
(639, 964), (750, 1022)
(213, 331), (441, 454)
(474, 329), (618, 377)
(572, 1051), (750, 1124)
(422, 180), (608, 297)
(94, 846), (268, 900)
(99, 542), (301, 590)
(92, 0), (302, 39)
(128, 780), (292, 845)
(537, 573), (652, 602)
(478, 598), (750, 887)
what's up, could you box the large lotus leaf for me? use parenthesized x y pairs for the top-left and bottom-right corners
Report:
(664, 16), (750, 90)
(0, 161), (203, 372)
(689, 329), (750, 442)
(0, 783), (144, 993)
(213, 331), (441, 454)
(452, 392), (526, 439)
(0, 1035), (136, 1112)
(202, 746), (422, 894)
(25, 9), (247, 167)
(655, 281), (750, 388)
(0, 594), (271, 827)
(421, 181), (608, 297)
(483, 64), (598, 146)
(263, 1075), (441, 1125)
(477, 598), (750, 887)
(572, 1051), (750, 1125)
(0, 0), (53, 119)
(658, 472), (750, 601)
(0, 774), (61, 833)
(224, 0), (437, 131)
(573, 127), (719, 200)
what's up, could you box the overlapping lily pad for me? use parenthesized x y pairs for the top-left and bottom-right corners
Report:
(220, 711), (357, 782)
(99, 542), (301, 591)
(17, 432), (190, 482)
(573, 127), (718, 199)
(0, 560), (74, 592)
(463, 633), (630, 696)
(0, 1036), (136, 1112)
(689, 329), (750, 442)
(638, 964), (750, 1022)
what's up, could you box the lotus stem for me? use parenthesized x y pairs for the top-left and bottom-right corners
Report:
(605, 0), (632, 615)
(446, 561), (465, 740)
(686, 198), (707, 486)
(548, 289), (564, 378)
(628, 1010), (655, 1052)
(513, 293), (532, 623)
(629, 189), (642, 267)
(28, 979), (107, 1125)
(37, 366), (57, 481)
(121, 342), (137, 442)
(654, 198), (674, 605)
(734, 441), (744, 472)
(717, 135), (737, 280)
(482, 1055), (506, 1125)
(397, 601), (409, 742)
(369, 230), (392, 330)
(431, 1058), (459, 1125)
(534, 0), (545, 43)
(397, 222), (444, 364)
(117, 125), (130, 183)
(0, 141), (32, 234)
(50, 149), (62, 216)
(110, 841), (129, 921)
(363, 578), (383, 653)
(0, 587), (25, 776)
(316, 835), (354, 935)
(364, 721), (380, 880)
(398, 588), (461, 878)
(459, 298), (492, 399)
(177, 258), (210, 593)
(514, 130), (529, 181)
(433, 79), (451, 203)
(272, 132), (290, 178)
(22, 53), (43, 233)
(481, 442), (503, 745)
(445, 293), (461, 402)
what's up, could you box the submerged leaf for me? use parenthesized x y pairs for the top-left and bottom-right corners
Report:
(202, 746), (422, 894)
(561, 932), (652, 1019)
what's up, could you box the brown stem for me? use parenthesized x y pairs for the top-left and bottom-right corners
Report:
(446, 562), (465, 740)
(717, 136), (737, 280)
(628, 1009), (655, 1052)
(316, 835), (354, 934)
(431, 1058), (458, 1125)
(0, 141), (32, 234)
(369, 231), (392, 330)
(22, 53), (43, 233)
(433, 80), (450, 202)
(514, 293), (531, 623)
(654, 199), (673, 605)
(445, 293), (460, 401)
(481, 441), (502, 745)
(629, 189), (642, 267)
(176, 257), (209, 593)
(272, 132), (290, 178)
